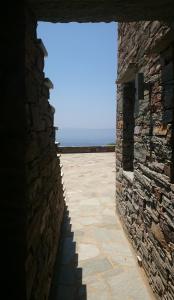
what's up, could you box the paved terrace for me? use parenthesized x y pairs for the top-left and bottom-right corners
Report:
(51, 153), (155, 300)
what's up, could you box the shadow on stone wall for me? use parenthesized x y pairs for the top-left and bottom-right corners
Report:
(148, 46), (174, 181)
(49, 205), (87, 300)
(122, 82), (135, 171)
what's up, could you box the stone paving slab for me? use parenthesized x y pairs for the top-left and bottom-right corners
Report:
(52, 153), (155, 300)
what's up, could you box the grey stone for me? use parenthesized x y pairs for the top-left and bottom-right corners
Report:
(81, 258), (113, 278)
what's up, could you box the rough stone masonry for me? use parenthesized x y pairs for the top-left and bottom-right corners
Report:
(116, 21), (174, 299)
(25, 10), (65, 300)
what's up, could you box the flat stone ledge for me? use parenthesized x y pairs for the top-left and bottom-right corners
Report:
(57, 145), (115, 154)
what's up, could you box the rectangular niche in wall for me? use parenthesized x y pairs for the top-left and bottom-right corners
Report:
(122, 81), (135, 172)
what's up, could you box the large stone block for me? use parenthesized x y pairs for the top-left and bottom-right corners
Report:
(27, 0), (174, 22)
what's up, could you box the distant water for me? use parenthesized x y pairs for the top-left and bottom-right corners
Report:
(56, 128), (115, 147)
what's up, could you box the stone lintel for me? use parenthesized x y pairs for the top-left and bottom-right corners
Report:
(27, 0), (174, 22)
(116, 63), (137, 84)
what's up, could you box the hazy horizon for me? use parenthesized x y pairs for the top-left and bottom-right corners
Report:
(57, 128), (115, 146)
(58, 127), (115, 130)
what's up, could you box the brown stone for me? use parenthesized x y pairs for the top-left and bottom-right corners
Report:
(153, 124), (168, 136)
(151, 222), (167, 248)
(153, 187), (162, 202)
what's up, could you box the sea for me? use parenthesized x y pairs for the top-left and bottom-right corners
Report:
(56, 128), (115, 147)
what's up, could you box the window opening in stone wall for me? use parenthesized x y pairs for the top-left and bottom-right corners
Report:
(122, 81), (135, 172)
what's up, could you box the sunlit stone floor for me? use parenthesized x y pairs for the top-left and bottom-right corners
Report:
(51, 153), (155, 300)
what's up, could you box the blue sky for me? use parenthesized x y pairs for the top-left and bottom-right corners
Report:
(37, 22), (117, 129)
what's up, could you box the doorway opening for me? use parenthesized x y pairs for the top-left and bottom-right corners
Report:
(37, 22), (117, 148)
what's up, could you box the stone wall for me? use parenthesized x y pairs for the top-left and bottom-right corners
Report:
(25, 10), (64, 300)
(116, 21), (174, 299)
(57, 145), (115, 154)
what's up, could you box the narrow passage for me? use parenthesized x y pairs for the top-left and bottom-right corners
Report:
(51, 153), (155, 300)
